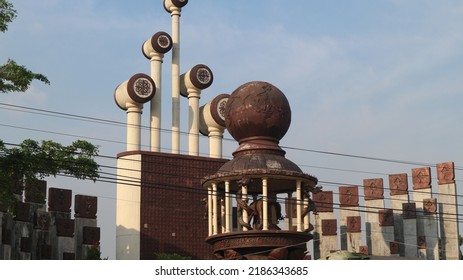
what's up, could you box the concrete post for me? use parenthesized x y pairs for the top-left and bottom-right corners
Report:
(402, 202), (418, 258)
(411, 167), (439, 259)
(388, 173), (409, 256)
(339, 186), (361, 252)
(363, 178), (386, 256)
(436, 162), (460, 260)
(311, 191), (336, 259)
(74, 195), (97, 260)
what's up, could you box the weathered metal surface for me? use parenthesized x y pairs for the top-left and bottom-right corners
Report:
(412, 167), (431, 189)
(363, 178), (384, 200)
(339, 186), (359, 207)
(437, 162), (455, 185)
(224, 81), (291, 143)
(206, 230), (312, 260)
(389, 173), (408, 196)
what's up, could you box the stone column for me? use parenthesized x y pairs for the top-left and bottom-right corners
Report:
(402, 202), (418, 258)
(13, 201), (33, 260)
(339, 186), (360, 252)
(74, 195), (97, 260)
(48, 188), (73, 260)
(25, 180), (48, 260)
(388, 173), (409, 257)
(82, 226), (101, 259)
(377, 209), (395, 256)
(436, 162), (460, 260)
(412, 167), (439, 259)
(0, 211), (13, 259)
(311, 191), (337, 259)
(363, 178), (386, 256)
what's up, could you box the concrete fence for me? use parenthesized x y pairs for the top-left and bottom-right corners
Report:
(0, 180), (100, 260)
(310, 161), (460, 260)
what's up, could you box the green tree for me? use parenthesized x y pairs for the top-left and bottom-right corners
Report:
(0, 0), (50, 93)
(0, 139), (100, 212)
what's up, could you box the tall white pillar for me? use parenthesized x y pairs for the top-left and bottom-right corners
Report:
(363, 178), (385, 256)
(412, 167), (439, 259)
(388, 173), (409, 257)
(142, 31), (172, 152)
(187, 89), (200, 156)
(436, 162), (460, 260)
(126, 105), (142, 151)
(199, 94), (228, 158)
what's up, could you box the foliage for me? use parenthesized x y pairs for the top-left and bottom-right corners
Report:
(0, 139), (100, 212)
(154, 252), (192, 260)
(0, 0), (50, 93)
(0, 59), (50, 93)
(0, 0), (16, 33)
(85, 241), (107, 260)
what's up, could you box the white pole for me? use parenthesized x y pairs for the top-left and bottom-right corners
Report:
(208, 186), (213, 236)
(150, 53), (163, 152)
(225, 180), (231, 233)
(296, 180), (302, 232)
(171, 9), (181, 154)
(212, 183), (218, 235)
(187, 89), (200, 156)
(126, 104), (142, 151)
(262, 177), (268, 230)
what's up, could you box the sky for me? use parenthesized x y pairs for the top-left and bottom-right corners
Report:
(1, 0), (463, 259)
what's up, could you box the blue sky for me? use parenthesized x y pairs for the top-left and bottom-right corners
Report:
(2, 0), (463, 259)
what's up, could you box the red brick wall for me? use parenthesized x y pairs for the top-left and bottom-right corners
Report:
(138, 151), (227, 260)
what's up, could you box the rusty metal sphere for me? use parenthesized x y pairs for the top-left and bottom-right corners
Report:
(224, 81), (291, 143)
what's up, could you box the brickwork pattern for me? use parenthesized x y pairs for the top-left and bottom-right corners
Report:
(139, 152), (228, 260)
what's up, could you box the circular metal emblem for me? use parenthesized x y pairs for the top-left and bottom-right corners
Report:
(133, 78), (153, 98)
(196, 67), (212, 85)
(217, 98), (227, 121)
(157, 34), (171, 49)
